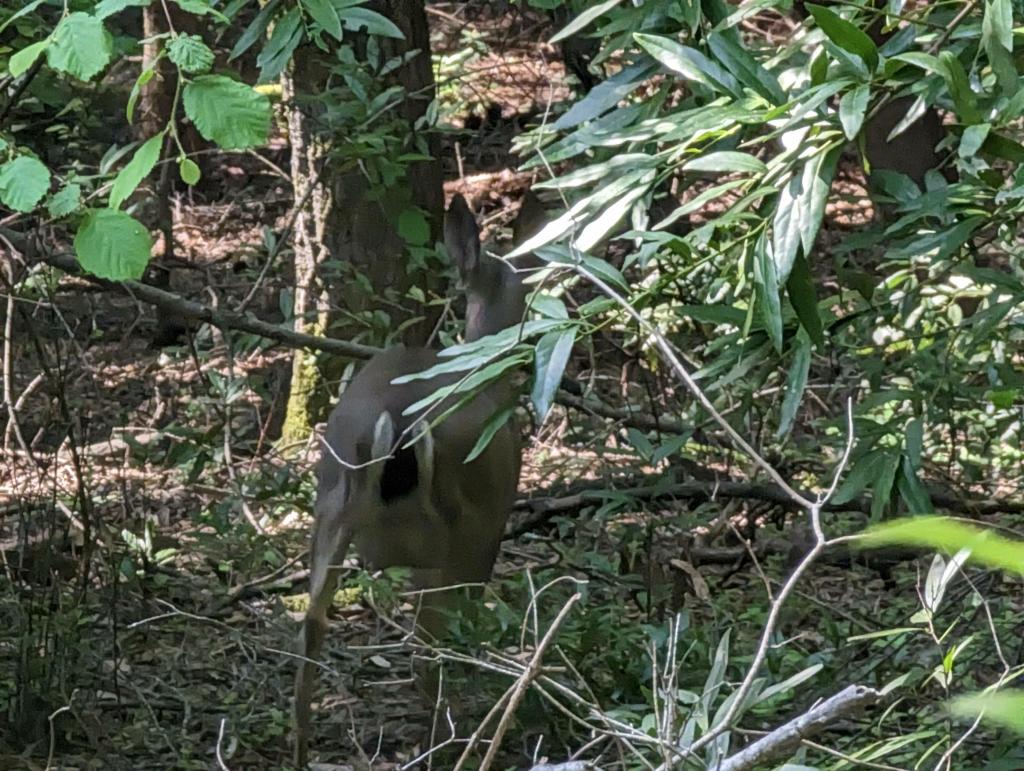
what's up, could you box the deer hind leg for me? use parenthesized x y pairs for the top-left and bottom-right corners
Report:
(293, 500), (354, 767)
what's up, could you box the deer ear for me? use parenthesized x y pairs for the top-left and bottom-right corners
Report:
(512, 190), (546, 246)
(445, 194), (481, 279)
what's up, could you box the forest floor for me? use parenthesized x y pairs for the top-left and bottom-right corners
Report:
(3, 3), (1020, 771)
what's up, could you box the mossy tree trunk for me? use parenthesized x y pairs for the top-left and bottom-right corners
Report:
(279, 0), (444, 445)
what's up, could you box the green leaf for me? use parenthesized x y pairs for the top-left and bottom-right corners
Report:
(10, 40), (48, 79)
(256, 7), (302, 81)
(531, 329), (576, 423)
(397, 208), (430, 246)
(74, 209), (153, 280)
(183, 75), (271, 150)
(833, 449), (888, 506)
(682, 151), (767, 174)
(897, 455), (932, 514)
(0, 156), (51, 213)
(302, 0), (343, 39)
(804, 3), (878, 71)
(838, 84), (869, 140)
(0, 0), (48, 34)
(341, 7), (404, 39)
(110, 134), (164, 210)
(47, 12), (113, 81)
(905, 419), (923, 469)
(94, 0), (152, 19)
(707, 30), (784, 104)
(861, 517), (1024, 576)
(959, 123), (990, 159)
(777, 332), (811, 439)
(786, 253), (823, 346)
(677, 304), (746, 327)
(167, 33), (214, 74)
(179, 158), (201, 185)
(550, 0), (620, 43)
(938, 51), (982, 125)
(753, 233), (782, 352)
(230, 0), (280, 60)
(634, 33), (741, 96)
(463, 407), (515, 464)
(772, 146), (839, 283)
(127, 66), (156, 123)
(982, 0), (1016, 97)
(950, 691), (1024, 733)
(47, 182), (82, 218)
(871, 451), (898, 520)
(169, 0), (229, 22)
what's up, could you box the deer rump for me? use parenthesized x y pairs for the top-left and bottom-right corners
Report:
(313, 345), (520, 586)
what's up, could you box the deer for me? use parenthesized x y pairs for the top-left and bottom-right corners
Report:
(292, 192), (546, 767)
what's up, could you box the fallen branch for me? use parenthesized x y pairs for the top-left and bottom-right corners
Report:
(36, 252), (380, 360)
(717, 684), (884, 771)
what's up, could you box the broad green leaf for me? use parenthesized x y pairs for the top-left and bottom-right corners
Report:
(10, 40), (48, 79)
(634, 33), (741, 96)
(938, 51), (982, 125)
(890, 51), (943, 76)
(75, 209), (153, 280)
(959, 123), (990, 158)
(531, 329), (576, 423)
(302, 0), (343, 40)
(982, 0), (1016, 97)
(183, 75), (271, 149)
(550, 0), (620, 44)
(341, 7), (404, 39)
(94, 0), (152, 18)
(397, 208), (430, 246)
(109, 134), (164, 210)
(0, 156), (51, 213)
(838, 84), (869, 140)
(753, 234), (783, 352)
(786, 253), (823, 346)
(772, 146), (838, 283)
(167, 34), (214, 74)
(552, 62), (655, 131)
(533, 153), (657, 190)
(981, 132), (1024, 163)
(707, 30), (784, 104)
(580, 254), (629, 293)
(805, 3), (878, 71)
(950, 692), (1024, 733)
(47, 182), (82, 218)
(463, 407), (515, 464)
(862, 517), (1024, 576)
(574, 171), (654, 252)
(47, 12), (113, 81)
(777, 332), (811, 439)
(179, 158), (201, 185)
(682, 151), (767, 174)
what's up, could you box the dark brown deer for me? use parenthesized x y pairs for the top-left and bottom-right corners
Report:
(292, 193), (545, 766)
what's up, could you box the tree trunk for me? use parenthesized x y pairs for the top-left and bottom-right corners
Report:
(279, 0), (445, 442)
